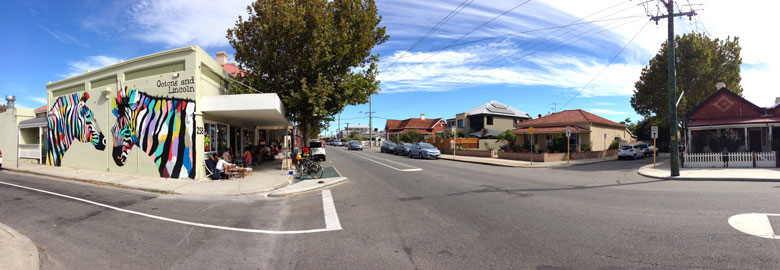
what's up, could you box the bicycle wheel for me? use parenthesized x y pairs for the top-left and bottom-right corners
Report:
(294, 163), (303, 179)
(314, 163), (323, 179)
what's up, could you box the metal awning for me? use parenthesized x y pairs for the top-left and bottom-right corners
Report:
(18, 117), (47, 129)
(200, 93), (290, 128)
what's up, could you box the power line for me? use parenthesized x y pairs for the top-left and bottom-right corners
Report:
(560, 19), (651, 110)
(383, 0), (533, 83)
(381, 0), (474, 72)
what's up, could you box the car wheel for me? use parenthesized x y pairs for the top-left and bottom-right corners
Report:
(419, 153), (423, 159)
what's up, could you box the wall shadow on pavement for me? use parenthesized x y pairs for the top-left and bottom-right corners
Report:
(555, 158), (667, 173)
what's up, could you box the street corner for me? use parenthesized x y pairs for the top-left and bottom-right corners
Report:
(268, 166), (349, 197)
(0, 222), (39, 270)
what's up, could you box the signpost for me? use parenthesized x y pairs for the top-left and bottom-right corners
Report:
(566, 126), (571, 164)
(651, 126), (658, 167)
(529, 127), (535, 165)
(452, 127), (456, 157)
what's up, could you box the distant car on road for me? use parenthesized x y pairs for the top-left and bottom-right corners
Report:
(309, 140), (326, 161)
(617, 144), (644, 160)
(347, 140), (363, 151)
(380, 142), (397, 154)
(395, 143), (413, 156)
(409, 142), (441, 159)
(636, 143), (652, 157)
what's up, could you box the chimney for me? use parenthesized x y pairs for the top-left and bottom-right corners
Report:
(420, 113), (425, 120)
(775, 97), (780, 105)
(216, 51), (228, 65)
(5, 95), (15, 109)
(716, 82), (726, 90)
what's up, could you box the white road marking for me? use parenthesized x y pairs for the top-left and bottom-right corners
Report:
(0, 181), (342, 235)
(728, 213), (778, 239)
(347, 152), (423, 172)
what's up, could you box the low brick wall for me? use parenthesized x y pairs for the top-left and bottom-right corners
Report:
(496, 149), (619, 162)
(454, 150), (491, 158)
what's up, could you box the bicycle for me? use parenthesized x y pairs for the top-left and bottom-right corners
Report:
(294, 155), (323, 179)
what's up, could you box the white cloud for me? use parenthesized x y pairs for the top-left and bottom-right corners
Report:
(59, 56), (121, 78)
(28, 97), (46, 104)
(126, 0), (252, 48)
(38, 25), (89, 47)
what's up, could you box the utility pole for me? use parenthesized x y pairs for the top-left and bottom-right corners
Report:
(369, 96), (372, 148)
(338, 114), (341, 140)
(651, 0), (696, 177)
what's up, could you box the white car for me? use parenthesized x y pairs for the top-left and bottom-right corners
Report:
(309, 140), (326, 161)
(635, 143), (653, 157)
(617, 144), (644, 160)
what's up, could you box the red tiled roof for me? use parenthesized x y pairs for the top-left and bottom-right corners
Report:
(512, 126), (589, 134)
(690, 115), (780, 127)
(35, 105), (47, 112)
(515, 109), (624, 128)
(386, 118), (444, 130)
(221, 63), (246, 78)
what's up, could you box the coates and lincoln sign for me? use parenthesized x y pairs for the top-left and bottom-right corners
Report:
(157, 76), (195, 94)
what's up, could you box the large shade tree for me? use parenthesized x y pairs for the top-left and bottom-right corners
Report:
(631, 33), (742, 132)
(227, 0), (388, 144)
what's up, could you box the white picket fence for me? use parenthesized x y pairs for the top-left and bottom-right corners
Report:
(683, 151), (777, 168)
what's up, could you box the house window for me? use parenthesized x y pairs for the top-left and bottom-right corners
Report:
(457, 119), (463, 128)
(487, 116), (493, 125)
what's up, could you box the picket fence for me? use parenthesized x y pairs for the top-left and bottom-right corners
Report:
(683, 151), (777, 168)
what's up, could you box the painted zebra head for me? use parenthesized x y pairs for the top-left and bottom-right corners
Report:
(76, 93), (107, 151)
(111, 87), (139, 166)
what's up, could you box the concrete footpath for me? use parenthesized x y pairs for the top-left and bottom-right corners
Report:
(439, 153), (617, 168)
(0, 222), (39, 270)
(638, 161), (780, 181)
(3, 161), (347, 196)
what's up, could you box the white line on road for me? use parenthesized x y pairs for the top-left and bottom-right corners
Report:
(728, 213), (779, 239)
(346, 152), (423, 172)
(0, 181), (342, 235)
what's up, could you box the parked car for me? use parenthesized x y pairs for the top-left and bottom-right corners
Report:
(636, 143), (652, 157)
(0, 149), (3, 169)
(617, 144), (644, 160)
(395, 143), (413, 156)
(347, 140), (363, 151)
(309, 140), (327, 161)
(380, 142), (397, 154)
(409, 142), (441, 159)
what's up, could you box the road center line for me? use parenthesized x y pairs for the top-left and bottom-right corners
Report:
(0, 181), (342, 235)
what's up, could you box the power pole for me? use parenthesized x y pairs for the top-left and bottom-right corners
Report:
(651, 0), (696, 177)
(369, 96), (372, 148)
(338, 114), (341, 139)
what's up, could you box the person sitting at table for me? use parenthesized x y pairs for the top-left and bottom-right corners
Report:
(216, 154), (236, 179)
(223, 148), (233, 163)
(263, 144), (272, 160)
(206, 153), (221, 180)
(243, 148), (252, 167)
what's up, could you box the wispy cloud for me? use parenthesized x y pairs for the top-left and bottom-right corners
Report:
(59, 56), (121, 78)
(125, 0), (252, 48)
(38, 25), (89, 47)
(28, 97), (46, 104)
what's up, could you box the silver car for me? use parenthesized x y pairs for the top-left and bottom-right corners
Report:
(617, 144), (644, 160)
(347, 141), (363, 150)
(409, 142), (441, 159)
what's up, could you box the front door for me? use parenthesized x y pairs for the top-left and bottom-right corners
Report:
(749, 130), (761, 152)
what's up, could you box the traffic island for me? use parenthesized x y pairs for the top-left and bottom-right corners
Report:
(268, 166), (349, 197)
(0, 222), (39, 270)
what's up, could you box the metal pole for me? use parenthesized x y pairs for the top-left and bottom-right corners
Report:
(369, 95), (372, 148)
(653, 138), (657, 167)
(567, 135), (570, 164)
(667, 0), (680, 176)
(530, 135), (534, 165)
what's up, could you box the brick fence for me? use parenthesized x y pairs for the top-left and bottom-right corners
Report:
(497, 149), (618, 162)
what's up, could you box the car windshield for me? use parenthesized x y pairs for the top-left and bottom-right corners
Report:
(402, 143), (412, 147)
(418, 143), (435, 149)
(309, 141), (322, 148)
(620, 146), (632, 150)
(387, 143), (396, 147)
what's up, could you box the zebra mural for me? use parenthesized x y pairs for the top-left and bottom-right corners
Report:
(111, 87), (196, 179)
(47, 92), (107, 166)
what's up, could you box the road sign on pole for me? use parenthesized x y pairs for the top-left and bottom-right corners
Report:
(529, 127), (534, 165)
(651, 126), (658, 139)
(565, 126), (571, 138)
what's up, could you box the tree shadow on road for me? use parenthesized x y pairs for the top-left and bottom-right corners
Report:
(447, 178), (669, 197)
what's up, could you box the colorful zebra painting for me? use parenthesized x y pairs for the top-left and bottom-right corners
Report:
(111, 87), (196, 179)
(47, 92), (107, 166)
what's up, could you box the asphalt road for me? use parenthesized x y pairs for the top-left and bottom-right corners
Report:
(3, 147), (780, 269)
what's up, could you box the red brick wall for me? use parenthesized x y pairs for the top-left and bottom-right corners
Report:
(690, 92), (763, 120)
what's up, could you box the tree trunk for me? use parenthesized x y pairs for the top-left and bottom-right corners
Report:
(301, 121), (310, 150)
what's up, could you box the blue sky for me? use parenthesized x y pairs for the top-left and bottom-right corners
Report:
(1, 0), (777, 136)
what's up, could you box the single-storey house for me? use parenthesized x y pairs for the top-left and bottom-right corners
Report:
(385, 114), (446, 141)
(512, 109), (633, 152)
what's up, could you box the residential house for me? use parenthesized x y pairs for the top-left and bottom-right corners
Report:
(686, 86), (780, 154)
(450, 101), (531, 138)
(385, 114), (447, 141)
(512, 109), (633, 152)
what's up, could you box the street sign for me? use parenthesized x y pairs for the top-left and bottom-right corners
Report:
(565, 126), (571, 137)
(529, 127), (534, 135)
(651, 126), (658, 139)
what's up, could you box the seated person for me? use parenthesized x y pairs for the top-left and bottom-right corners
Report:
(216, 154), (236, 179)
(206, 153), (221, 180)
(243, 148), (252, 166)
(223, 148), (233, 163)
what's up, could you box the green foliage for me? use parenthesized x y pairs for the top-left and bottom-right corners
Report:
(494, 130), (517, 151)
(227, 0), (389, 143)
(581, 144), (592, 152)
(631, 33), (742, 130)
(483, 142), (494, 151)
(772, 137), (780, 152)
(551, 133), (567, 152)
(348, 130), (362, 141)
(608, 139), (620, 150)
(399, 130), (424, 143)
